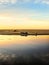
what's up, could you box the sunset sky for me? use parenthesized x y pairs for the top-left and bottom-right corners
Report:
(0, 0), (49, 29)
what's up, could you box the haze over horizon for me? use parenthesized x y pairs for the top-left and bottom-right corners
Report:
(0, 0), (49, 29)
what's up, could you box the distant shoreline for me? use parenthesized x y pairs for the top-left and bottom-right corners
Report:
(0, 29), (49, 36)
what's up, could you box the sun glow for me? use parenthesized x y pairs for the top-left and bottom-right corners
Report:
(0, 12), (49, 29)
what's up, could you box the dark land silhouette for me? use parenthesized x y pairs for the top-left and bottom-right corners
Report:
(0, 29), (49, 36)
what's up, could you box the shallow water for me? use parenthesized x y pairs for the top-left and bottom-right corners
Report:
(0, 35), (49, 53)
(0, 35), (49, 65)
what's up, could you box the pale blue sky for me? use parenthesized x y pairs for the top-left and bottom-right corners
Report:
(0, 0), (49, 29)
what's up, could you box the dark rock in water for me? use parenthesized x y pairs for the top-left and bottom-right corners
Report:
(14, 30), (17, 32)
(20, 32), (28, 36)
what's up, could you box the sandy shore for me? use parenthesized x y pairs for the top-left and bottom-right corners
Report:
(0, 29), (49, 35)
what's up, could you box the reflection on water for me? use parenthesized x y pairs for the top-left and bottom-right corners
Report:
(0, 35), (49, 54)
(0, 35), (49, 65)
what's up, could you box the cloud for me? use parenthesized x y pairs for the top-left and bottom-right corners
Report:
(34, 0), (49, 4)
(41, 0), (49, 4)
(0, 0), (49, 5)
(0, 0), (30, 4)
(0, 0), (17, 4)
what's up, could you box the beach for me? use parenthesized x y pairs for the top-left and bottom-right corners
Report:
(0, 29), (49, 35)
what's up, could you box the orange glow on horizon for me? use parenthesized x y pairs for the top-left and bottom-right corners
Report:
(0, 13), (49, 29)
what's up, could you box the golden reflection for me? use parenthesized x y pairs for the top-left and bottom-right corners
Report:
(0, 35), (49, 42)
(0, 35), (49, 46)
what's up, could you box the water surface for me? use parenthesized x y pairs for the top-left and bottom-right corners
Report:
(0, 35), (49, 65)
(0, 35), (49, 53)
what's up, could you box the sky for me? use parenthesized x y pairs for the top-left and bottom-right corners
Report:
(0, 0), (49, 29)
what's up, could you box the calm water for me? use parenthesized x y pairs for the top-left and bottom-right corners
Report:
(0, 35), (49, 54)
(0, 35), (49, 65)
